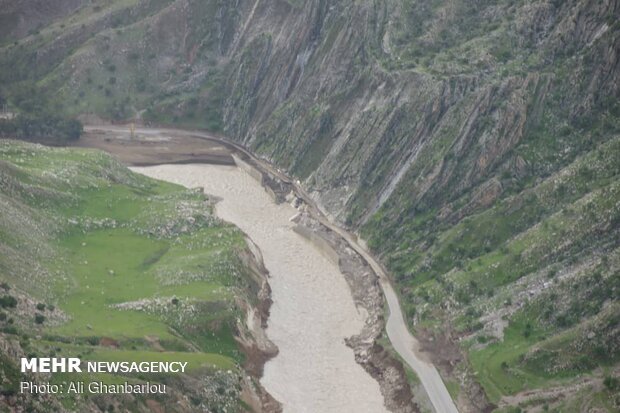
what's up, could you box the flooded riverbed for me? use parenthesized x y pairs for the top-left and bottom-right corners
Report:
(132, 164), (387, 413)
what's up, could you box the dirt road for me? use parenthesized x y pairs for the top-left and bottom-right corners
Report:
(82, 125), (460, 413)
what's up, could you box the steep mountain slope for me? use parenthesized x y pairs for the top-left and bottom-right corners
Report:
(0, 140), (276, 412)
(0, 0), (618, 411)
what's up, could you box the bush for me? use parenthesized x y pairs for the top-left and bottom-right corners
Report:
(0, 386), (16, 397)
(34, 314), (45, 324)
(36, 303), (45, 311)
(0, 296), (17, 308)
(0, 114), (82, 143)
(603, 376), (619, 391)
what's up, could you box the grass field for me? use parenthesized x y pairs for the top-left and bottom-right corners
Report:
(468, 317), (553, 402)
(0, 141), (254, 410)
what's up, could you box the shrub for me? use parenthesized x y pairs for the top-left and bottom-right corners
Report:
(0, 296), (17, 308)
(0, 114), (82, 143)
(603, 376), (619, 391)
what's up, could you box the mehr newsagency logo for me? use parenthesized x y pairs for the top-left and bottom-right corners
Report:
(19, 357), (188, 394)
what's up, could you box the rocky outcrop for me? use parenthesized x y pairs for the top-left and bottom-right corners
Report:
(235, 239), (282, 413)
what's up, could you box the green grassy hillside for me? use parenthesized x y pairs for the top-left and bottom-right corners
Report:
(363, 135), (620, 410)
(0, 140), (261, 412)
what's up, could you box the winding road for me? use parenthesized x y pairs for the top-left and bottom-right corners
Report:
(84, 125), (459, 413)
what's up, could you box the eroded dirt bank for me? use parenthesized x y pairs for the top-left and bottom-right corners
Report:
(132, 164), (389, 413)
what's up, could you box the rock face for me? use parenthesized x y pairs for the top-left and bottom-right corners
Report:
(1, 0), (619, 411)
(219, 0), (618, 228)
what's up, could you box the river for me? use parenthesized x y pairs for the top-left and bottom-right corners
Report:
(132, 164), (388, 413)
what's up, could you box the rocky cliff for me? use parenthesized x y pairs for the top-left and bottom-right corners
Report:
(1, 0), (618, 411)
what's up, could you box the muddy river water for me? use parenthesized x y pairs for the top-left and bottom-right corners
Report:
(132, 164), (388, 413)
